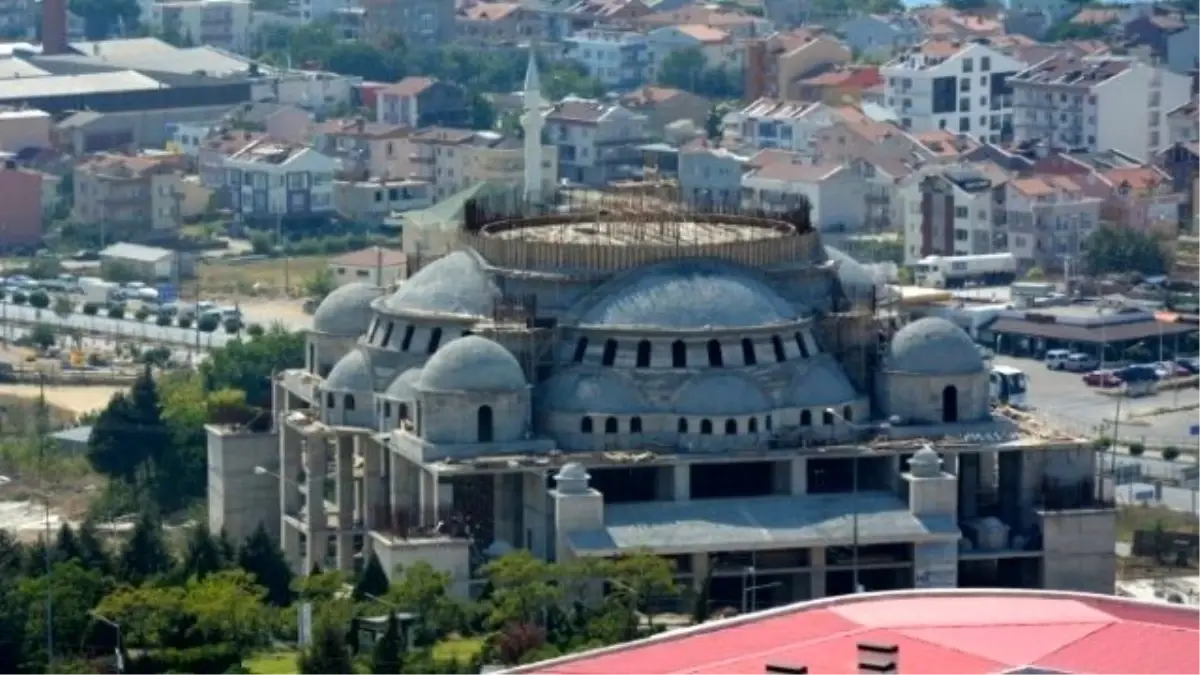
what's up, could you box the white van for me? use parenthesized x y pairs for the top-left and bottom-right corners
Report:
(1044, 349), (1071, 370)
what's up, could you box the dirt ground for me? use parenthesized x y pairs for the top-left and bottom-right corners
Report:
(0, 384), (122, 415)
(192, 256), (330, 300)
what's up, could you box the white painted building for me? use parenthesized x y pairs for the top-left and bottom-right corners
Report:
(742, 158), (865, 230)
(881, 41), (1028, 143)
(1009, 54), (1193, 161)
(220, 140), (339, 221)
(147, 0), (254, 54)
(729, 98), (839, 153)
(563, 28), (648, 89)
(328, 246), (408, 288)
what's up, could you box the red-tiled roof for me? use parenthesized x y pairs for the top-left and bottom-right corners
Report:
(511, 590), (1200, 675)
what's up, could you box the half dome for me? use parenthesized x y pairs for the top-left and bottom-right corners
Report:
(672, 374), (773, 415)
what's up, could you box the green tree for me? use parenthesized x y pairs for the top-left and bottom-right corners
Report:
(0, 578), (27, 673)
(299, 609), (356, 674)
(1083, 225), (1169, 277)
(29, 289), (50, 309)
(29, 323), (57, 350)
(87, 365), (171, 502)
(303, 268), (337, 303)
(354, 551), (391, 601)
(656, 47), (706, 92)
(118, 512), (174, 584)
(17, 560), (110, 669)
(237, 523), (294, 606)
(69, 0), (141, 39)
(75, 519), (113, 576)
(705, 104), (722, 141)
(387, 561), (458, 645)
(606, 552), (678, 636)
(184, 570), (275, 658)
(483, 550), (560, 629)
(180, 522), (230, 580)
(370, 611), (406, 674)
(469, 92), (498, 130)
(1045, 20), (1114, 42)
(942, 0), (989, 10)
(53, 295), (74, 318)
(54, 522), (84, 565)
(93, 583), (190, 649)
(200, 324), (304, 407)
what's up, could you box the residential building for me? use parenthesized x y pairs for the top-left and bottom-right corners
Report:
(729, 99), (840, 154)
(1004, 174), (1103, 269)
(217, 138), (339, 224)
(792, 66), (883, 106)
(544, 0), (650, 41)
(0, 108), (51, 153)
(838, 13), (927, 61)
(564, 28), (649, 89)
(544, 99), (650, 185)
(334, 178), (433, 224)
(406, 128), (558, 201)
(1008, 0), (1077, 25)
(99, 242), (181, 280)
(1157, 142), (1198, 226)
(1166, 98), (1198, 145)
(1124, 13), (1199, 76)
(1095, 165), (1185, 234)
(73, 153), (191, 242)
(742, 156), (864, 231)
(56, 105), (239, 155)
(618, 86), (708, 137)
(376, 77), (469, 129)
(881, 40), (1027, 143)
(220, 102), (315, 144)
(332, 6), (365, 40)
(647, 24), (741, 79)
(361, 0), (455, 48)
(677, 140), (745, 208)
(0, 0), (32, 39)
(636, 4), (769, 40)
(327, 246), (409, 287)
(314, 118), (414, 181)
(760, 30), (852, 102)
(456, 2), (547, 46)
(0, 161), (43, 250)
(900, 163), (1010, 264)
(813, 119), (927, 232)
(1009, 55), (1192, 161)
(147, 0), (253, 54)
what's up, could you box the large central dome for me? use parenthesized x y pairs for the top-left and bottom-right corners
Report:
(578, 262), (800, 330)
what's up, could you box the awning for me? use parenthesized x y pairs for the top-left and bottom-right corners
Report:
(987, 317), (1197, 343)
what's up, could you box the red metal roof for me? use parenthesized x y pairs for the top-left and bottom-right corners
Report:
(513, 590), (1200, 675)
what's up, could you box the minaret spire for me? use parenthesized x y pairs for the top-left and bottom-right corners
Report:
(521, 47), (546, 205)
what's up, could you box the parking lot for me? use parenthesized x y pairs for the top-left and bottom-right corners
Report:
(995, 354), (1200, 447)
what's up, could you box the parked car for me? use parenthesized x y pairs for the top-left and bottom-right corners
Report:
(1179, 357), (1200, 375)
(1063, 352), (1099, 372)
(1083, 370), (1122, 388)
(1045, 349), (1072, 370)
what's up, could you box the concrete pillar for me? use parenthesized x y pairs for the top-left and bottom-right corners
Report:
(305, 437), (328, 573)
(493, 474), (514, 546)
(280, 424), (303, 518)
(419, 470), (437, 528)
(690, 552), (710, 592)
(978, 450), (997, 501)
(790, 457), (807, 495)
(335, 436), (355, 573)
(959, 452), (980, 521)
(282, 523), (301, 573)
(362, 437), (384, 531)
(810, 546), (826, 599)
(673, 464), (690, 501)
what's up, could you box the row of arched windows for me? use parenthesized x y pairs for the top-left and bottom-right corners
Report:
(575, 406), (853, 434)
(326, 392), (357, 410)
(366, 321), (472, 353)
(574, 332), (815, 368)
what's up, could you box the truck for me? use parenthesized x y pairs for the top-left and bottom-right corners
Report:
(989, 364), (1028, 408)
(912, 253), (1017, 288)
(80, 279), (120, 306)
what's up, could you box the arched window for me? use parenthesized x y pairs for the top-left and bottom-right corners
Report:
(400, 324), (415, 350)
(943, 385), (959, 423)
(636, 340), (652, 368)
(326, 392), (335, 408)
(383, 401), (392, 417)
(602, 339), (618, 366)
(672, 340), (687, 368)
(822, 409), (834, 425)
(707, 339), (724, 367)
(843, 405), (854, 423)
(462, 329), (473, 337)
(700, 419), (713, 435)
(748, 418), (758, 433)
(604, 417), (618, 434)
(398, 403), (409, 420)
(381, 322), (395, 347)
(573, 336), (589, 363)
(677, 418), (689, 433)
(344, 394), (356, 410)
(772, 335), (787, 362)
(795, 332), (810, 358)
(427, 327), (443, 353)
(581, 417), (593, 434)
(765, 414), (773, 430)
(630, 417), (643, 433)
(367, 319), (380, 342)
(741, 338), (757, 366)
(725, 419), (738, 435)
(308, 344), (316, 372)
(478, 405), (494, 443)
(800, 410), (812, 426)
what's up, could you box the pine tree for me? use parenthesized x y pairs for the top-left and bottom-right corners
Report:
(299, 616), (355, 674)
(237, 523), (293, 606)
(118, 512), (173, 584)
(370, 613), (405, 674)
(76, 519), (112, 576)
(181, 522), (226, 580)
(354, 552), (390, 601)
(54, 523), (83, 565)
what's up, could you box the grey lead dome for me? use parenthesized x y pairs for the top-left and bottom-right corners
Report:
(886, 317), (985, 376)
(417, 335), (528, 392)
(312, 282), (384, 336)
(325, 349), (374, 392)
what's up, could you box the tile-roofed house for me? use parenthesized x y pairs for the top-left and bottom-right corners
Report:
(912, 130), (981, 159)
(1124, 12), (1199, 76)
(742, 153), (866, 229)
(456, 1), (547, 45)
(376, 76), (468, 129)
(637, 4), (765, 37)
(544, 98), (648, 186)
(1167, 98), (1199, 145)
(674, 24), (731, 44)
(618, 86), (710, 135)
(328, 246), (409, 287)
(313, 118), (415, 180)
(792, 65), (882, 105)
(748, 27), (852, 101)
(73, 153), (193, 241)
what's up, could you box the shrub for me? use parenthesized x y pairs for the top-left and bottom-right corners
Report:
(11, 291), (27, 305)
(107, 306), (125, 319)
(155, 314), (172, 326)
(246, 323), (265, 338)
(1094, 436), (1112, 450)
(134, 308), (150, 321)
(1162, 446), (1181, 461)
(177, 316), (193, 329)
(1128, 442), (1145, 457)
(197, 315), (220, 333)
(29, 289), (50, 309)
(125, 645), (241, 675)
(224, 317), (242, 334)
(82, 302), (100, 316)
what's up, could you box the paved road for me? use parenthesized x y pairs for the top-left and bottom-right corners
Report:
(0, 304), (235, 348)
(1115, 482), (1200, 515)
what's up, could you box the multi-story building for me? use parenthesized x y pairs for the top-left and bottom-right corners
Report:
(0, 160), (43, 250)
(333, 178), (433, 224)
(1167, 98), (1198, 145)
(0, 108), (50, 152)
(1009, 55), (1193, 161)
(376, 77), (469, 129)
(72, 153), (190, 242)
(406, 128), (558, 202)
(742, 156), (864, 230)
(455, 1), (547, 46)
(838, 13), (927, 61)
(361, 0), (455, 48)
(215, 138), (339, 224)
(677, 141), (745, 208)
(564, 28), (648, 89)
(544, 99), (650, 186)
(147, 0), (253, 54)
(1123, 13), (1199, 76)
(0, 0), (31, 39)
(313, 118), (414, 181)
(1004, 174), (1103, 269)
(899, 163), (1010, 264)
(744, 29), (852, 102)
(881, 40), (1027, 143)
(647, 24), (741, 79)
(730, 99), (840, 154)
(617, 86), (709, 137)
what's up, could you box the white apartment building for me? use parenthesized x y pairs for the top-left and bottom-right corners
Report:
(564, 29), (648, 89)
(881, 41), (1027, 143)
(1004, 175), (1102, 269)
(220, 139), (339, 222)
(1167, 98), (1198, 145)
(729, 98), (840, 153)
(898, 163), (1008, 265)
(1010, 54), (1193, 161)
(148, 0), (253, 54)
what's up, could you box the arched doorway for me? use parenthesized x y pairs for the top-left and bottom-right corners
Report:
(478, 405), (494, 443)
(942, 385), (958, 423)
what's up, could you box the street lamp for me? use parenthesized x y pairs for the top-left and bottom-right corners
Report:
(91, 612), (124, 674)
(824, 407), (887, 595)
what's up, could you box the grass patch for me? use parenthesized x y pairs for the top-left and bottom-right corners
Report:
(1116, 504), (1200, 542)
(245, 650), (298, 674)
(433, 636), (484, 663)
(194, 256), (330, 299)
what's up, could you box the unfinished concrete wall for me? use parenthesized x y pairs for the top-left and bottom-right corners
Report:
(206, 425), (280, 545)
(1040, 508), (1117, 594)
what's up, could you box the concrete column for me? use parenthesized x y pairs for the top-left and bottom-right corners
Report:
(280, 424), (303, 518)
(790, 457), (807, 495)
(419, 470), (437, 528)
(690, 553), (710, 592)
(978, 450), (997, 501)
(304, 436), (328, 573)
(493, 474), (513, 546)
(281, 523), (301, 573)
(362, 437), (384, 531)
(335, 436), (354, 573)
(673, 464), (690, 501)
(810, 546), (826, 599)
(959, 452), (980, 521)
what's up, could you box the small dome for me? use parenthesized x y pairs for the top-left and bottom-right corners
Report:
(673, 374), (773, 415)
(384, 368), (422, 400)
(786, 357), (858, 407)
(579, 262), (799, 330)
(384, 251), (498, 318)
(325, 349), (373, 392)
(417, 336), (527, 392)
(887, 317), (984, 376)
(312, 282), (383, 336)
(538, 370), (653, 414)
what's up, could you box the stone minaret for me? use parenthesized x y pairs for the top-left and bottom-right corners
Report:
(522, 48), (546, 205)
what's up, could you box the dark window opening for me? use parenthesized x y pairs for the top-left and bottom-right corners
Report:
(691, 461), (773, 499)
(943, 385), (959, 423)
(630, 417), (643, 433)
(344, 394), (356, 410)
(678, 418), (689, 433)
(672, 340), (687, 368)
(700, 419), (713, 435)
(308, 344), (316, 373)
(573, 337), (589, 362)
(800, 410), (812, 426)
(462, 329), (473, 337)
(478, 405), (494, 443)
(741, 338), (757, 365)
(725, 419), (737, 435)
(765, 415), (773, 430)
(383, 401), (391, 417)
(400, 324), (414, 350)
(843, 405), (853, 423)
(326, 392), (335, 408)
(771, 335), (786, 362)
(590, 466), (658, 504)
(427, 327), (442, 353)
(604, 417), (618, 433)
(636, 340), (652, 368)
(367, 319), (380, 342)
(795, 332), (810, 358)
(808, 456), (892, 494)
(707, 339), (724, 367)
(381, 322), (395, 347)
(931, 75), (958, 115)
(823, 409), (834, 425)
(602, 339), (618, 366)
(748, 418), (758, 433)
(581, 417), (593, 433)
(398, 403), (409, 420)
